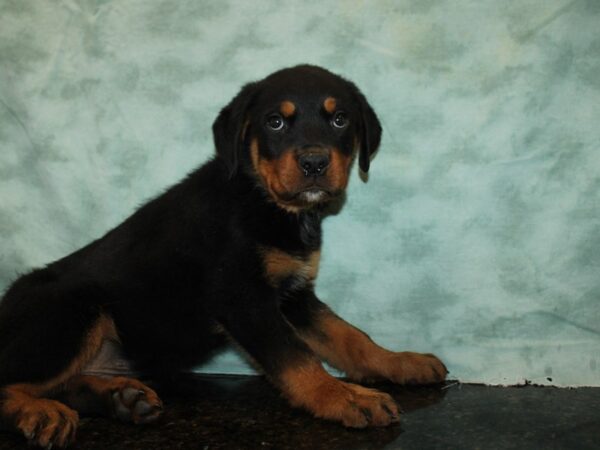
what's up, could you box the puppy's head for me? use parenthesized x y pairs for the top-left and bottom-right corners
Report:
(213, 65), (381, 212)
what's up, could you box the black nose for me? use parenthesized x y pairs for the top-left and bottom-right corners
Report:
(298, 153), (330, 177)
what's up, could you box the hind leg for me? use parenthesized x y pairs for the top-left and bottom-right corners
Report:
(0, 312), (115, 447)
(0, 275), (120, 447)
(60, 375), (163, 424)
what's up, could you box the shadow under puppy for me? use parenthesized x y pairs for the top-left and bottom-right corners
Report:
(0, 65), (447, 448)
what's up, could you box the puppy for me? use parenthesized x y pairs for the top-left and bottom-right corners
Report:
(0, 65), (447, 448)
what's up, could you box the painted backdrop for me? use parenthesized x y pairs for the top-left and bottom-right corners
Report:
(1, 0), (599, 386)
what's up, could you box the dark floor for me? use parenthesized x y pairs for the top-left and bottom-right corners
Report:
(1, 374), (599, 449)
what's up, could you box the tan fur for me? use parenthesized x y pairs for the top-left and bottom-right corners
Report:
(280, 100), (296, 117)
(261, 247), (320, 286)
(250, 137), (261, 173)
(329, 148), (353, 191)
(300, 309), (447, 384)
(300, 311), (384, 380)
(323, 97), (337, 114)
(250, 139), (354, 213)
(1, 390), (79, 447)
(250, 138), (304, 213)
(279, 359), (399, 427)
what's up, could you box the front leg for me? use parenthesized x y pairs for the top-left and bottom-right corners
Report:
(281, 290), (447, 384)
(214, 283), (400, 428)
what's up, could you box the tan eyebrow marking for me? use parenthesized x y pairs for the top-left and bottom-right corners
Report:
(323, 97), (337, 114)
(280, 101), (296, 118)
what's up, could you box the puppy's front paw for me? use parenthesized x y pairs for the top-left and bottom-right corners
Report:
(284, 366), (400, 428)
(319, 381), (401, 428)
(383, 352), (447, 385)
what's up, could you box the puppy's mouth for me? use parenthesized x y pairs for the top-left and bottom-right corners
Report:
(278, 184), (341, 206)
(296, 187), (332, 204)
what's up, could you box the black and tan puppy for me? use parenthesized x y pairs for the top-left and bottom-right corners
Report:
(0, 65), (447, 448)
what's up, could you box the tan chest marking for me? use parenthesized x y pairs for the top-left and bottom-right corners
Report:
(261, 247), (320, 287)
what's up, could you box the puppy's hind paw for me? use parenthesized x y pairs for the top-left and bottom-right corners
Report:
(109, 378), (163, 424)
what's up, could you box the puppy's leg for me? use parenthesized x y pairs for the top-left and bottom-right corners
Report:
(0, 312), (116, 448)
(279, 358), (401, 427)
(0, 275), (120, 447)
(282, 291), (447, 384)
(59, 375), (163, 424)
(217, 286), (400, 428)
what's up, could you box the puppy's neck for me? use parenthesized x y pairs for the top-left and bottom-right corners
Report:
(297, 210), (322, 249)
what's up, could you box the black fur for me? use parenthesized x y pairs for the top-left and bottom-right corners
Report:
(354, 87), (382, 173)
(212, 81), (260, 178)
(0, 64), (383, 425)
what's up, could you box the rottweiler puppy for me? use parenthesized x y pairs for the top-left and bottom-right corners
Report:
(0, 65), (447, 448)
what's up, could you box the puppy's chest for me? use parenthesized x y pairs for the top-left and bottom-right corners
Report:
(259, 246), (320, 290)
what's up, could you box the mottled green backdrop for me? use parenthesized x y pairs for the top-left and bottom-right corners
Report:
(1, 0), (599, 386)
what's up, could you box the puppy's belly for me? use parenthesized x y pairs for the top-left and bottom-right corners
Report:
(82, 338), (137, 377)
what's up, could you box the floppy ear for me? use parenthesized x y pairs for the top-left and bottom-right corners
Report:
(353, 88), (382, 173)
(212, 81), (259, 178)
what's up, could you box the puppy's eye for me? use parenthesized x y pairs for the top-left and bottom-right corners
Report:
(332, 111), (348, 129)
(266, 114), (285, 131)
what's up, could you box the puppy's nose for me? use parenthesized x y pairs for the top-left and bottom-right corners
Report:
(298, 153), (330, 177)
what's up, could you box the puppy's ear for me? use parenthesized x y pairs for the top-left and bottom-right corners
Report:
(212, 82), (259, 178)
(353, 87), (382, 173)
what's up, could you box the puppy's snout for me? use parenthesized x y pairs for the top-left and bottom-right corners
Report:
(298, 152), (330, 177)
